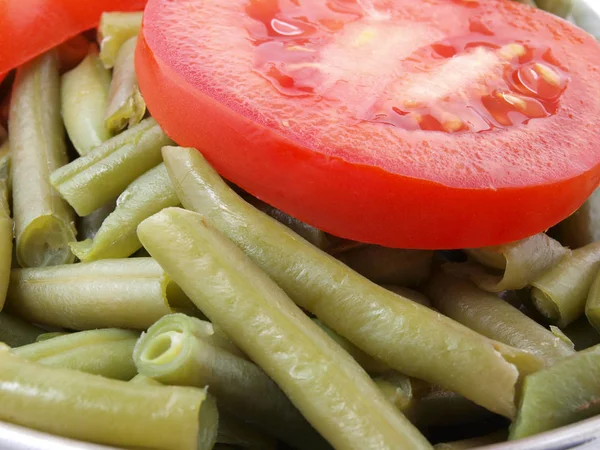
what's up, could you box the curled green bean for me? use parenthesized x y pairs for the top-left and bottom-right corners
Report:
(0, 344), (218, 450)
(138, 206), (433, 450)
(14, 329), (138, 380)
(161, 146), (532, 419)
(50, 118), (173, 217)
(510, 344), (600, 439)
(532, 242), (600, 327)
(9, 51), (76, 267)
(447, 234), (568, 292)
(134, 314), (322, 449)
(6, 258), (190, 330)
(0, 312), (43, 347)
(98, 12), (143, 69)
(61, 49), (112, 155)
(427, 273), (574, 366)
(105, 37), (146, 133)
(71, 163), (180, 261)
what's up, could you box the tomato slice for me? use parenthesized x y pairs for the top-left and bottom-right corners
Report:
(136, 0), (600, 249)
(0, 0), (147, 75)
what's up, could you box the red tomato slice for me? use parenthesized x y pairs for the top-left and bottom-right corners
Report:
(136, 0), (600, 249)
(0, 0), (147, 75)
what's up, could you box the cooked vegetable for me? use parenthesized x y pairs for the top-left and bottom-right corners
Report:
(134, 314), (323, 449)
(0, 344), (218, 450)
(535, 0), (573, 17)
(35, 332), (69, 342)
(447, 234), (568, 292)
(61, 49), (113, 155)
(98, 12), (143, 68)
(9, 51), (76, 268)
(531, 242), (600, 327)
(5, 258), (189, 330)
(162, 146), (533, 419)
(337, 246), (433, 286)
(14, 329), (138, 380)
(373, 372), (416, 412)
(0, 178), (12, 309)
(71, 163), (179, 261)
(510, 344), (600, 439)
(0, 312), (43, 347)
(382, 285), (432, 308)
(105, 37), (146, 133)
(77, 201), (117, 241)
(137, 206), (433, 450)
(50, 118), (173, 216)
(554, 188), (600, 248)
(427, 273), (574, 365)
(585, 268), (600, 332)
(137, 0), (600, 249)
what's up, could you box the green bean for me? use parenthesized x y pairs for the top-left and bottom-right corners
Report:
(531, 242), (600, 327)
(71, 163), (180, 261)
(535, 0), (573, 17)
(77, 200), (116, 241)
(0, 312), (43, 347)
(35, 332), (69, 342)
(0, 344), (218, 450)
(61, 49), (112, 155)
(337, 246), (433, 286)
(162, 146), (532, 419)
(427, 273), (574, 366)
(382, 285), (432, 307)
(98, 12), (143, 69)
(50, 118), (173, 217)
(554, 188), (600, 249)
(14, 329), (138, 380)
(130, 369), (275, 449)
(105, 37), (146, 133)
(447, 234), (568, 292)
(134, 313), (328, 449)
(138, 207), (433, 450)
(9, 52), (76, 268)
(434, 431), (507, 450)
(586, 268), (600, 332)
(246, 197), (330, 249)
(373, 372), (415, 412)
(562, 317), (600, 350)
(510, 344), (600, 439)
(5, 258), (190, 330)
(313, 318), (389, 374)
(0, 138), (10, 184)
(0, 179), (12, 309)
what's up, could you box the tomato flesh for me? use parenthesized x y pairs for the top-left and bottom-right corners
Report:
(136, 0), (600, 248)
(0, 0), (147, 75)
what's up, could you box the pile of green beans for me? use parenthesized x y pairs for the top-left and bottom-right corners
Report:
(0, 4), (599, 450)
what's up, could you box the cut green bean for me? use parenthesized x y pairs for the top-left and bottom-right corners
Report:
(586, 268), (600, 332)
(313, 318), (389, 374)
(14, 329), (138, 380)
(531, 242), (600, 327)
(383, 285), (432, 307)
(337, 246), (433, 286)
(77, 200), (116, 241)
(0, 179), (12, 309)
(373, 372), (415, 412)
(563, 317), (600, 350)
(138, 207), (433, 450)
(105, 37), (146, 133)
(130, 370), (275, 449)
(61, 49), (112, 155)
(554, 188), (600, 249)
(98, 12), (143, 69)
(535, 0), (573, 17)
(427, 273), (574, 366)
(134, 313), (323, 450)
(9, 52), (76, 268)
(71, 163), (180, 261)
(162, 147), (531, 419)
(0, 312), (43, 347)
(434, 431), (507, 450)
(447, 234), (568, 292)
(35, 332), (69, 342)
(0, 138), (10, 186)
(0, 344), (218, 450)
(5, 258), (189, 330)
(50, 118), (173, 216)
(510, 344), (600, 439)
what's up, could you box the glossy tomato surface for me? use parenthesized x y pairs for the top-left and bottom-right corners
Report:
(136, 0), (600, 248)
(0, 0), (147, 75)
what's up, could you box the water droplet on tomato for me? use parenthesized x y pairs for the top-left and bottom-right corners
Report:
(271, 18), (304, 36)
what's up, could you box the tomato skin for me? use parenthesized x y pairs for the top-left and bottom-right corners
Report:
(136, 0), (600, 249)
(0, 0), (147, 75)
